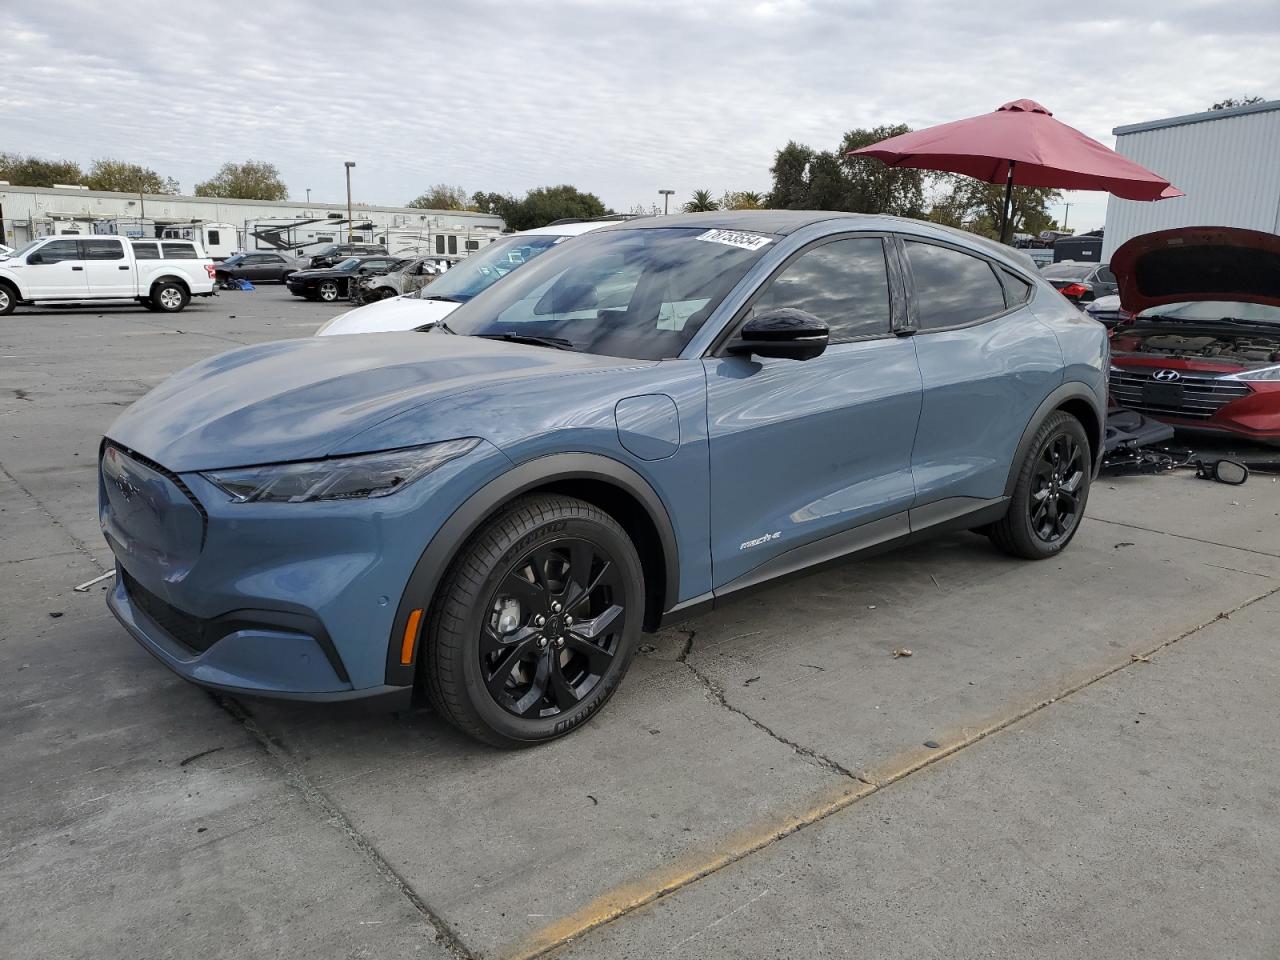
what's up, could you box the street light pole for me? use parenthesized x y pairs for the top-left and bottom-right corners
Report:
(306, 188), (311, 204)
(658, 189), (674, 215)
(344, 162), (356, 242)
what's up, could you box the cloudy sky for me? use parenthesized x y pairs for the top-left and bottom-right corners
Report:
(4, 0), (1277, 229)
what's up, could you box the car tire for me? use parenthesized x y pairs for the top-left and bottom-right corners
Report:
(0, 284), (16, 316)
(989, 411), (1091, 560)
(423, 494), (645, 748)
(318, 281), (340, 302)
(151, 281), (189, 313)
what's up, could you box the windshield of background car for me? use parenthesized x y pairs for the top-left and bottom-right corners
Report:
(442, 226), (776, 360)
(1040, 263), (1093, 280)
(419, 233), (565, 302)
(333, 257), (361, 271)
(1138, 300), (1280, 325)
(0, 240), (42, 259)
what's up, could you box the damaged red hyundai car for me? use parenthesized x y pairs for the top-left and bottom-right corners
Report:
(1107, 227), (1280, 446)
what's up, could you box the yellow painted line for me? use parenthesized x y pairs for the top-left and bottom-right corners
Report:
(502, 585), (1280, 960)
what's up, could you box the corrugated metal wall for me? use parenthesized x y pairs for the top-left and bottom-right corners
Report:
(1102, 106), (1280, 259)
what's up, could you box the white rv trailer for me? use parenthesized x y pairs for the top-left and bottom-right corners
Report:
(160, 222), (238, 260)
(382, 226), (502, 258)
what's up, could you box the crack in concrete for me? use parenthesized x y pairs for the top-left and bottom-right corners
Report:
(675, 629), (872, 785)
(1091, 516), (1280, 560)
(0, 460), (105, 573)
(210, 694), (480, 960)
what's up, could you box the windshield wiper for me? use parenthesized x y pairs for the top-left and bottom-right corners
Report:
(421, 294), (463, 303)
(475, 332), (578, 351)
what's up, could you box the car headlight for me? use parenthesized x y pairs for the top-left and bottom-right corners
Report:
(203, 439), (480, 503)
(1222, 365), (1280, 382)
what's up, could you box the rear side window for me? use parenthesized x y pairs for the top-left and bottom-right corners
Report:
(905, 241), (1007, 329)
(998, 267), (1033, 307)
(132, 242), (160, 260)
(1096, 266), (1115, 284)
(161, 243), (197, 259)
(752, 237), (892, 341)
(36, 239), (81, 263)
(80, 239), (125, 260)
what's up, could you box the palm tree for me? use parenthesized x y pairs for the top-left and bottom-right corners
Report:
(683, 189), (719, 213)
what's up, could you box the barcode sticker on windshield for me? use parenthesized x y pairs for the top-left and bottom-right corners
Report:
(696, 229), (774, 251)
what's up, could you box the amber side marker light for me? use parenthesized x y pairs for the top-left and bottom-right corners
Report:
(401, 608), (424, 664)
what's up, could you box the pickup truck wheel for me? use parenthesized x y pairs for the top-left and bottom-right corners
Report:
(152, 282), (189, 313)
(0, 285), (15, 316)
(423, 494), (644, 748)
(318, 281), (340, 302)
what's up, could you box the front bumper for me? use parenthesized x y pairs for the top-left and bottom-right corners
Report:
(101, 439), (512, 699)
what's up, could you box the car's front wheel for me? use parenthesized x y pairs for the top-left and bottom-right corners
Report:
(989, 411), (1091, 559)
(318, 280), (340, 302)
(423, 494), (644, 747)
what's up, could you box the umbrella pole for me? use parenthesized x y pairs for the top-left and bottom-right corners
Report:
(999, 160), (1016, 244)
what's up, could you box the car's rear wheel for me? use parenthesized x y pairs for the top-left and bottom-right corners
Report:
(989, 411), (1090, 560)
(423, 494), (644, 748)
(151, 282), (189, 313)
(318, 281), (340, 302)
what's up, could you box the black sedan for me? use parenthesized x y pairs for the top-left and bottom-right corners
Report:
(215, 252), (307, 284)
(285, 256), (407, 301)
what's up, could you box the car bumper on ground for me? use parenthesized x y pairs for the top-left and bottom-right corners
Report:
(100, 439), (512, 699)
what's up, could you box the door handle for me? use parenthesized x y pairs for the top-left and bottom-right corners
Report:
(118, 265), (130, 270)
(71, 266), (84, 271)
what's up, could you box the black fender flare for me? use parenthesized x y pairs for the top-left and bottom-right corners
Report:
(385, 452), (681, 686)
(1003, 381), (1104, 499)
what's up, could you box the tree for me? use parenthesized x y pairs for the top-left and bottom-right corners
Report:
(766, 141), (814, 209)
(629, 201), (663, 216)
(85, 158), (179, 195)
(927, 175), (1061, 238)
(194, 160), (288, 201)
(0, 152), (83, 187)
(1210, 96), (1265, 110)
(408, 184), (473, 210)
(764, 126), (927, 216)
(504, 185), (607, 231)
(719, 190), (764, 210)
(683, 189), (719, 212)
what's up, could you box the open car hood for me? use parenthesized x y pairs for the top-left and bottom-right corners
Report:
(1111, 227), (1280, 314)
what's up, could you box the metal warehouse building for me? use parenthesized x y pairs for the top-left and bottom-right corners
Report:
(0, 184), (504, 250)
(1102, 99), (1280, 260)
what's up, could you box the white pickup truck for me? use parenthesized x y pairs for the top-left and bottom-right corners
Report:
(0, 236), (217, 315)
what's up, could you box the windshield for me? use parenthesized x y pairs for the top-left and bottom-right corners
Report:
(1139, 300), (1280, 325)
(441, 226), (776, 360)
(1, 239), (43, 259)
(417, 233), (566, 303)
(1041, 263), (1093, 280)
(333, 257), (361, 271)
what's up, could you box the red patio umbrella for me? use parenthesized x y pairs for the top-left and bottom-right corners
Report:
(848, 99), (1182, 242)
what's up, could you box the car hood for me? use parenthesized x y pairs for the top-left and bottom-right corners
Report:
(316, 296), (457, 336)
(290, 267), (352, 280)
(1111, 227), (1280, 313)
(106, 334), (637, 472)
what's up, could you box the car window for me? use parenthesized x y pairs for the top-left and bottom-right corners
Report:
(905, 241), (1007, 329)
(36, 239), (81, 263)
(161, 242), (197, 259)
(751, 237), (891, 342)
(998, 267), (1033, 307)
(1096, 266), (1115, 284)
(446, 226), (773, 360)
(207, 230), (221, 246)
(132, 242), (161, 260)
(80, 239), (125, 260)
(264, 255), (284, 264)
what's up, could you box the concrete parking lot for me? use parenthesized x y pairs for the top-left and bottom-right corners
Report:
(3, 289), (1278, 959)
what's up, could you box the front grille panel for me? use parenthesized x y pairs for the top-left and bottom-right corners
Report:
(1109, 368), (1251, 420)
(102, 441), (208, 541)
(121, 569), (216, 653)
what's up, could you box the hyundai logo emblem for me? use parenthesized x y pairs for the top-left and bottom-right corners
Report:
(1153, 369), (1181, 382)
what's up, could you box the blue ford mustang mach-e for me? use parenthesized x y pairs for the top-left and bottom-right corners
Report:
(100, 212), (1107, 746)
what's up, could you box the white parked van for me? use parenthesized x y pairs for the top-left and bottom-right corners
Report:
(0, 236), (216, 315)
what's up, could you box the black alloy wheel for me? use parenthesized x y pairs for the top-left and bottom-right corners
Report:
(1029, 432), (1085, 543)
(989, 411), (1091, 560)
(423, 494), (644, 747)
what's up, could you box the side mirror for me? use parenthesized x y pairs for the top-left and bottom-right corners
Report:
(27, 252), (43, 264)
(726, 308), (829, 361)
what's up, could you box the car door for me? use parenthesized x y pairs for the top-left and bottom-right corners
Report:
(244, 254), (273, 281)
(899, 237), (1064, 514)
(78, 238), (133, 297)
(1092, 264), (1118, 298)
(24, 239), (88, 298)
(703, 234), (923, 591)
